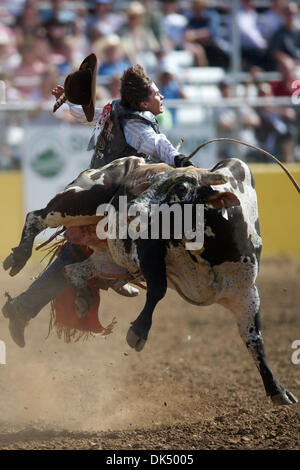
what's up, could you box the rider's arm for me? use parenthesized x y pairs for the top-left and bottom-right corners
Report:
(67, 102), (103, 126)
(52, 85), (103, 125)
(123, 119), (178, 166)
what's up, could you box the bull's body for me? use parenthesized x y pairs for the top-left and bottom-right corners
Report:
(3, 156), (297, 405)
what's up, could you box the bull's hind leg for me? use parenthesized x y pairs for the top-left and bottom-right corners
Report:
(3, 210), (48, 276)
(220, 285), (297, 405)
(126, 240), (167, 352)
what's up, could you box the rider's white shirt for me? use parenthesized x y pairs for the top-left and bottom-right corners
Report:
(67, 102), (178, 166)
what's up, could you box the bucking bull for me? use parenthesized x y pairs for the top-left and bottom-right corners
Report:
(3, 155), (298, 406)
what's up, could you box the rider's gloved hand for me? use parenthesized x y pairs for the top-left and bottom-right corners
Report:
(174, 154), (195, 168)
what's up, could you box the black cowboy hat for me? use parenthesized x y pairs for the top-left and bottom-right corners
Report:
(53, 53), (98, 122)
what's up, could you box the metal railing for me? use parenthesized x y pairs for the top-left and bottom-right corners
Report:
(0, 95), (299, 171)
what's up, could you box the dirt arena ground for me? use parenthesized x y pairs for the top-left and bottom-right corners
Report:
(0, 256), (299, 450)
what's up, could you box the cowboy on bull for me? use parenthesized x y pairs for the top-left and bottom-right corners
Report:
(3, 53), (194, 348)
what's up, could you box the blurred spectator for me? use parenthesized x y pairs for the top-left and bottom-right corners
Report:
(259, 0), (287, 41)
(95, 34), (131, 78)
(65, 18), (90, 67)
(144, 0), (165, 46)
(215, 77), (261, 161)
(107, 74), (121, 100)
(1, 0), (26, 18)
(121, 1), (160, 71)
(160, 0), (188, 51)
(28, 66), (59, 104)
(86, 0), (124, 43)
(13, 38), (46, 99)
(34, 36), (53, 68)
(44, 18), (73, 74)
(184, 0), (230, 68)
(269, 2), (300, 70)
(13, 0), (45, 44)
(270, 55), (300, 97)
(237, 0), (272, 70)
(157, 64), (186, 124)
(0, 24), (20, 74)
(255, 82), (296, 162)
(40, 0), (77, 25)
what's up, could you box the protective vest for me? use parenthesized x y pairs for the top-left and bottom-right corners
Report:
(89, 99), (160, 169)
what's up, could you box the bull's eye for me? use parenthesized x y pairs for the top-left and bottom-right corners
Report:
(176, 184), (188, 195)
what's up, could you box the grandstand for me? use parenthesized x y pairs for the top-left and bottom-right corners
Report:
(1, 0), (300, 169)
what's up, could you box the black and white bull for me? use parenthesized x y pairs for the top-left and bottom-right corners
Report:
(3, 156), (297, 406)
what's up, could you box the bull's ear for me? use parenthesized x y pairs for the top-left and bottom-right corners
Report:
(131, 181), (152, 196)
(206, 191), (240, 209)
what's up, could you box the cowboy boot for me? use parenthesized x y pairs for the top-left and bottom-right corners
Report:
(2, 298), (30, 348)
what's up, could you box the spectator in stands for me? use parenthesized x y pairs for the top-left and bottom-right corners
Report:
(215, 77), (261, 161)
(255, 82), (296, 162)
(2, 0), (27, 17)
(65, 18), (90, 67)
(183, 0), (230, 68)
(40, 0), (77, 25)
(44, 18), (73, 74)
(108, 74), (121, 100)
(28, 66), (59, 103)
(13, 0), (44, 44)
(237, 0), (272, 70)
(0, 25), (20, 75)
(259, 0), (287, 41)
(160, 0), (188, 50)
(121, 1), (161, 71)
(157, 63), (186, 124)
(270, 55), (300, 97)
(269, 2), (300, 70)
(96, 34), (131, 78)
(144, 0), (165, 47)
(86, 0), (124, 43)
(13, 38), (46, 99)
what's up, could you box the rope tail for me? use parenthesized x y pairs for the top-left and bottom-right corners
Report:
(53, 93), (67, 113)
(187, 137), (300, 194)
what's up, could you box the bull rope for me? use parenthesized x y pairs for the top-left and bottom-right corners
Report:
(186, 137), (300, 194)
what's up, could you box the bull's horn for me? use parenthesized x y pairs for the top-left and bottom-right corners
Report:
(53, 93), (67, 113)
(200, 172), (227, 186)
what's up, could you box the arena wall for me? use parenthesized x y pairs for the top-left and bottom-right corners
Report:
(0, 165), (299, 260)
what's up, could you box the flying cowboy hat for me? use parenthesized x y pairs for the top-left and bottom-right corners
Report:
(53, 53), (97, 122)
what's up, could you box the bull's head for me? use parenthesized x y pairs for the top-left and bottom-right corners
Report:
(133, 167), (240, 209)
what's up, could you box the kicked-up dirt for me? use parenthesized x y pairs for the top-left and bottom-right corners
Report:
(0, 256), (299, 450)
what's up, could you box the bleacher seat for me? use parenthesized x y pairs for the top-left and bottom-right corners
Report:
(176, 106), (206, 125)
(163, 50), (194, 69)
(183, 67), (225, 84)
(183, 84), (221, 103)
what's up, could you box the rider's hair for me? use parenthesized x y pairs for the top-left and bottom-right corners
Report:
(120, 64), (153, 110)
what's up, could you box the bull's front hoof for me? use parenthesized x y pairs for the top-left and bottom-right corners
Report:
(126, 327), (146, 352)
(3, 247), (30, 276)
(271, 389), (298, 406)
